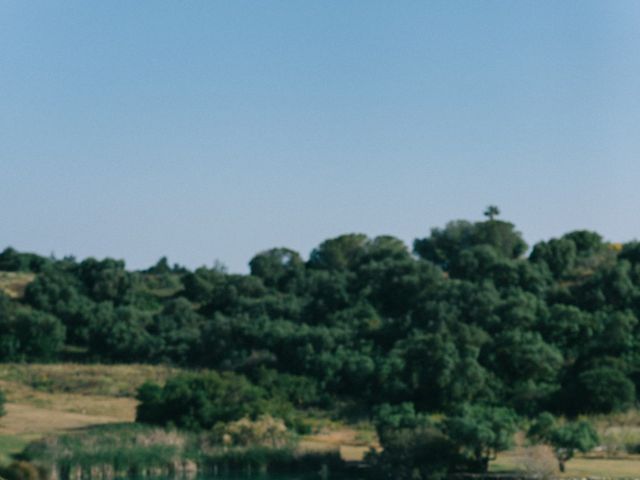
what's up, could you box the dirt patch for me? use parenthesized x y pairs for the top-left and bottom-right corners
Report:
(300, 427), (379, 462)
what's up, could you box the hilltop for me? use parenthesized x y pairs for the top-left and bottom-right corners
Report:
(3, 212), (640, 476)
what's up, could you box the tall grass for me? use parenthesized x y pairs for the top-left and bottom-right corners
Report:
(21, 424), (346, 480)
(23, 424), (185, 478)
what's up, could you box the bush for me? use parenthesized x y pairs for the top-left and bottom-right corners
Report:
(527, 413), (599, 473)
(367, 425), (459, 480)
(0, 307), (65, 362)
(136, 371), (292, 430)
(211, 415), (293, 448)
(521, 445), (558, 479)
(443, 404), (519, 473)
(0, 461), (41, 480)
(575, 368), (636, 414)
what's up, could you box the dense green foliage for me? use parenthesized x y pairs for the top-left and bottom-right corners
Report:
(442, 404), (519, 472)
(366, 423), (459, 480)
(3, 212), (640, 416)
(367, 402), (519, 478)
(136, 371), (293, 429)
(1, 210), (637, 472)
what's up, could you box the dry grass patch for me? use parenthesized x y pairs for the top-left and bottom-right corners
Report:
(0, 382), (137, 419)
(0, 272), (35, 299)
(0, 364), (179, 398)
(558, 456), (640, 477)
(0, 363), (185, 460)
(299, 426), (378, 462)
(0, 363), (183, 423)
(0, 363), (183, 463)
(491, 450), (640, 478)
(0, 402), (134, 465)
(0, 403), (128, 436)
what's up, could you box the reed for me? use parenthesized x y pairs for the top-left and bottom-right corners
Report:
(21, 423), (347, 480)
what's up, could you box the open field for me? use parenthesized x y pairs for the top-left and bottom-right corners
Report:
(0, 364), (179, 422)
(0, 364), (178, 463)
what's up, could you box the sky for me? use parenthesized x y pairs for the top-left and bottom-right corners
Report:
(2, 1), (640, 272)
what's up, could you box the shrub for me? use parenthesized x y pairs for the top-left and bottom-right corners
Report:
(443, 404), (519, 473)
(211, 415), (293, 448)
(367, 425), (459, 480)
(0, 461), (41, 480)
(528, 413), (599, 473)
(136, 371), (292, 430)
(574, 368), (636, 414)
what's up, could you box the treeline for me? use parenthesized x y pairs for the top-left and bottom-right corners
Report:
(2, 209), (640, 421)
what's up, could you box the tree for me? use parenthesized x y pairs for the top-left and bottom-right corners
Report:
(249, 368), (320, 408)
(0, 298), (66, 362)
(367, 425), (458, 480)
(145, 256), (171, 274)
(181, 266), (226, 303)
(414, 221), (476, 269)
(487, 330), (562, 414)
(443, 405), (519, 472)
(87, 305), (154, 362)
(372, 402), (430, 442)
(22, 267), (96, 346)
(414, 218), (527, 270)
(395, 331), (488, 411)
(473, 220), (527, 260)
(147, 298), (202, 364)
(484, 205), (500, 221)
(563, 230), (605, 256)
(249, 248), (304, 292)
(538, 304), (595, 361)
(528, 413), (599, 472)
(308, 233), (369, 271)
(135, 371), (289, 430)
(0, 247), (50, 272)
(530, 238), (577, 278)
(370, 404), (458, 480)
(573, 367), (636, 414)
(78, 258), (134, 304)
(13, 309), (66, 361)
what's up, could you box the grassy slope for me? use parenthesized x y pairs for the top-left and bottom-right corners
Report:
(0, 364), (177, 463)
(0, 364), (375, 465)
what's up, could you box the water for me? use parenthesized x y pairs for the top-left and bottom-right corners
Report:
(123, 474), (360, 480)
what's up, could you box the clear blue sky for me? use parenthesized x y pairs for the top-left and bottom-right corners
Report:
(2, 1), (640, 272)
